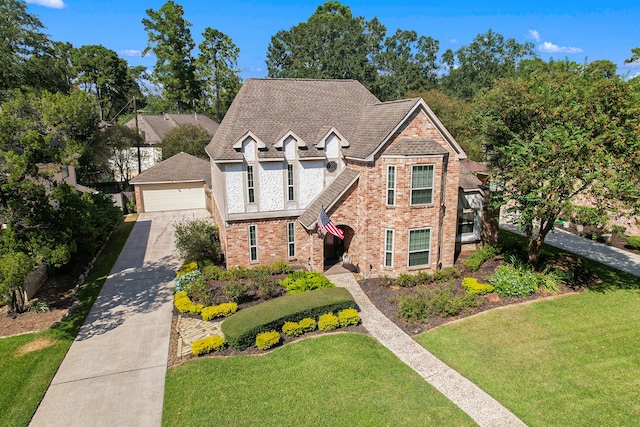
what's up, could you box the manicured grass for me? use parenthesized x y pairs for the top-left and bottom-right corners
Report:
(163, 333), (475, 427)
(416, 230), (640, 426)
(0, 215), (137, 427)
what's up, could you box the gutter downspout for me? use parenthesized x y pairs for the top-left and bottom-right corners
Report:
(436, 154), (449, 270)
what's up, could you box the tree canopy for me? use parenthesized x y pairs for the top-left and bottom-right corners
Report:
(476, 59), (640, 266)
(159, 123), (211, 160)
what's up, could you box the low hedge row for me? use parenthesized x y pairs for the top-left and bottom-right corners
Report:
(221, 287), (356, 350)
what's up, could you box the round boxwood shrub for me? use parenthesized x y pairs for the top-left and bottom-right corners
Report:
(299, 317), (316, 332)
(318, 313), (339, 331)
(338, 308), (360, 327)
(282, 321), (303, 337)
(192, 335), (227, 355)
(256, 330), (281, 350)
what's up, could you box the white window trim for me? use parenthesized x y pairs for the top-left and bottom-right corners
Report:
(248, 224), (258, 262)
(386, 165), (396, 206)
(287, 221), (296, 258)
(384, 228), (394, 268)
(408, 227), (432, 268)
(286, 163), (295, 202)
(410, 164), (435, 206)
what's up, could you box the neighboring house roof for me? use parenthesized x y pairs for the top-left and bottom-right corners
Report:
(459, 165), (484, 191)
(206, 78), (465, 162)
(125, 114), (219, 144)
(460, 159), (487, 174)
(130, 152), (211, 187)
(298, 168), (360, 229)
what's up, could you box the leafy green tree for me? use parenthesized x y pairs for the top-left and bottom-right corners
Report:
(266, 1), (385, 89)
(142, 1), (199, 113)
(71, 45), (131, 121)
(625, 47), (640, 65)
(476, 59), (640, 266)
(22, 41), (75, 95)
(372, 29), (439, 101)
(196, 27), (241, 122)
(0, 251), (34, 313)
(0, 0), (51, 97)
(79, 124), (141, 184)
(441, 29), (536, 100)
(159, 123), (211, 160)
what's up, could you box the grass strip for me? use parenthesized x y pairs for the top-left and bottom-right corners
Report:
(163, 333), (475, 427)
(0, 215), (137, 427)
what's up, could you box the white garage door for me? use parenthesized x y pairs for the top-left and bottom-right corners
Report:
(141, 185), (206, 212)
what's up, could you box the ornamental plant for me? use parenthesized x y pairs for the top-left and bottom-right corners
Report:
(318, 313), (339, 331)
(298, 317), (316, 332)
(255, 330), (281, 350)
(461, 277), (495, 296)
(627, 236), (640, 249)
(279, 271), (335, 294)
(282, 321), (303, 337)
(201, 302), (238, 321)
(338, 308), (360, 327)
(192, 335), (227, 355)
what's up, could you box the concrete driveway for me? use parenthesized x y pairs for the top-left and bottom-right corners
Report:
(30, 209), (210, 427)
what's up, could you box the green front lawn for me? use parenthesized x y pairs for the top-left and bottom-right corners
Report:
(0, 216), (136, 427)
(163, 333), (475, 427)
(417, 232), (640, 426)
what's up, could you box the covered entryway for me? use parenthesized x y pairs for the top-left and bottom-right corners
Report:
(139, 182), (206, 212)
(323, 225), (354, 267)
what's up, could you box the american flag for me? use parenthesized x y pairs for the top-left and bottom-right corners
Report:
(318, 207), (344, 239)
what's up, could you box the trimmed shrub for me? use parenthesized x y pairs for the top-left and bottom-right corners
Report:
(201, 264), (224, 281)
(177, 261), (198, 278)
(318, 313), (339, 331)
(201, 302), (238, 321)
(298, 317), (316, 332)
(461, 277), (495, 296)
(397, 273), (419, 287)
(282, 321), (303, 337)
(573, 205), (606, 227)
(463, 245), (498, 272)
(271, 260), (292, 275)
(338, 308), (360, 327)
(490, 264), (538, 298)
(433, 268), (460, 283)
(256, 330), (281, 350)
(221, 287), (356, 350)
(224, 281), (250, 303)
(279, 271), (335, 294)
(192, 335), (226, 355)
(627, 236), (640, 249)
(397, 283), (479, 322)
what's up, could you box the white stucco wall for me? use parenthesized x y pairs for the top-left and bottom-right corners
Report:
(225, 163), (245, 214)
(243, 139), (256, 161)
(284, 137), (296, 161)
(299, 160), (324, 208)
(325, 133), (340, 159)
(259, 162), (284, 211)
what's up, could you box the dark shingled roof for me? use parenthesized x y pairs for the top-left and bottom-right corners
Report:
(298, 168), (360, 229)
(130, 152), (211, 187)
(384, 139), (450, 157)
(205, 79), (420, 162)
(125, 114), (219, 144)
(459, 165), (483, 191)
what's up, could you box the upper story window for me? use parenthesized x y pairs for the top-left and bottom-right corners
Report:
(287, 164), (295, 201)
(411, 165), (434, 205)
(247, 165), (255, 204)
(386, 165), (396, 206)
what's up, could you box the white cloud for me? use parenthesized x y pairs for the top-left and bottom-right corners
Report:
(26, 0), (65, 8)
(119, 50), (151, 58)
(527, 30), (540, 42)
(538, 42), (583, 54)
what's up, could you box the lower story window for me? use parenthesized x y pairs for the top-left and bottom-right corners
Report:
(384, 228), (394, 268)
(408, 228), (431, 267)
(287, 222), (295, 258)
(458, 210), (476, 235)
(248, 224), (258, 262)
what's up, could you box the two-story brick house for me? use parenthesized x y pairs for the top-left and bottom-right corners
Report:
(205, 78), (470, 276)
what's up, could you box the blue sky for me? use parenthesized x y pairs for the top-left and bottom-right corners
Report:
(25, 0), (640, 80)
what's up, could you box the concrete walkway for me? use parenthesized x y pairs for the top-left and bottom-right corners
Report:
(30, 209), (210, 427)
(500, 223), (640, 277)
(328, 271), (526, 427)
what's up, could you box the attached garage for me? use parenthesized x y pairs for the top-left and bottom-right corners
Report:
(130, 152), (212, 213)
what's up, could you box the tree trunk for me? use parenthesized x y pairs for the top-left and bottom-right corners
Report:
(8, 287), (27, 315)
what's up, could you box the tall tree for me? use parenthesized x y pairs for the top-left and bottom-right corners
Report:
(625, 47), (640, 65)
(196, 27), (241, 122)
(266, 1), (385, 89)
(71, 45), (130, 121)
(0, 0), (52, 97)
(476, 60), (640, 266)
(159, 123), (211, 160)
(441, 29), (536, 100)
(373, 29), (439, 101)
(142, 1), (199, 113)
